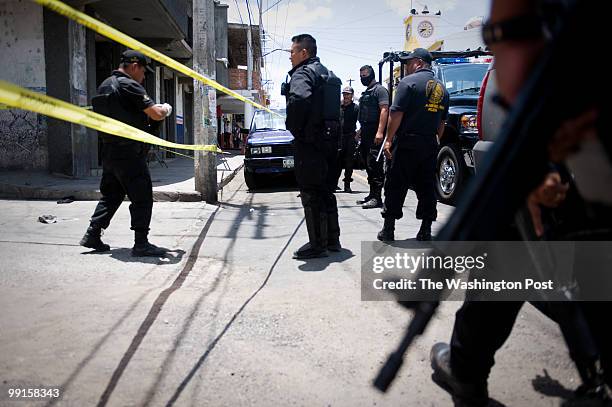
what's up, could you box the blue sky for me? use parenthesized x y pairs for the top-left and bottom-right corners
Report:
(223, 0), (489, 108)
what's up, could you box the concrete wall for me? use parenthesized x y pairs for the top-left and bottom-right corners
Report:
(44, 8), (90, 176)
(0, 0), (48, 170)
(214, 2), (229, 88)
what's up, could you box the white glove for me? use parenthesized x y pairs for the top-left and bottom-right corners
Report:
(161, 103), (173, 117)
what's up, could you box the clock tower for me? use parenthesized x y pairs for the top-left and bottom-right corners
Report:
(403, 6), (441, 51)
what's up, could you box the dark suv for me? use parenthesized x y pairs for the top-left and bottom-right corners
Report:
(243, 109), (294, 190)
(432, 57), (490, 204)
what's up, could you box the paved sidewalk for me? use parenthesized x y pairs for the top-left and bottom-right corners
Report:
(0, 153), (244, 202)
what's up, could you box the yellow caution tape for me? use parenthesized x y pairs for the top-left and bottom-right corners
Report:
(0, 80), (222, 153)
(159, 147), (194, 160)
(32, 0), (283, 118)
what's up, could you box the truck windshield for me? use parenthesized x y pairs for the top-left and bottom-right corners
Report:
(251, 110), (286, 132)
(442, 64), (489, 95)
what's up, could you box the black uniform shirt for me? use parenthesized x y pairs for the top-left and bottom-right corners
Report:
(97, 71), (156, 153)
(391, 68), (449, 137)
(99, 70), (155, 115)
(285, 56), (328, 143)
(358, 82), (389, 126)
(341, 102), (359, 134)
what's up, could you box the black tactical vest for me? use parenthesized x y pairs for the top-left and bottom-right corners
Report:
(358, 84), (382, 125)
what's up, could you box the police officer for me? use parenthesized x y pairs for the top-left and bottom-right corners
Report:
(285, 34), (342, 259)
(336, 86), (359, 193)
(357, 65), (389, 209)
(378, 48), (449, 242)
(80, 50), (172, 257)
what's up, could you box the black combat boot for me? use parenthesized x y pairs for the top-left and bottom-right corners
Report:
(293, 207), (329, 260)
(430, 343), (489, 407)
(132, 231), (167, 257)
(362, 185), (382, 209)
(80, 225), (110, 252)
(417, 219), (433, 241)
(327, 212), (341, 252)
(356, 194), (372, 205)
(377, 218), (395, 242)
(362, 196), (382, 209)
(574, 359), (609, 401)
(293, 207), (328, 260)
(344, 181), (352, 193)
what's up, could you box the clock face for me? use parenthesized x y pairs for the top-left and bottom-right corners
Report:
(418, 20), (434, 38)
(405, 23), (412, 40)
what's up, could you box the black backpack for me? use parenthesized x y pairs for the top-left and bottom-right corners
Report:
(306, 63), (342, 149)
(306, 64), (342, 122)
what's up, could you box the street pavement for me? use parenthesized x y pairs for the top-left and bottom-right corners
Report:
(0, 169), (579, 406)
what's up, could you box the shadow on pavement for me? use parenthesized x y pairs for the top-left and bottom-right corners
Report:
(95, 207), (220, 406)
(297, 248), (355, 272)
(163, 218), (304, 406)
(532, 368), (575, 399)
(247, 173), (299, 194)
(89, 248), (187, 265)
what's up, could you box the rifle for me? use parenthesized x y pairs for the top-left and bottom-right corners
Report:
(374, 0), (602, 392)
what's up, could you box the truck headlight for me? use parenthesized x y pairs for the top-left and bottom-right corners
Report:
(251, 147), (261, 155)
(460, 114), (478, 134)
(261, 146), (272, 154)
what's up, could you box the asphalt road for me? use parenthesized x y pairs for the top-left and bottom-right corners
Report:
(0, 169), (579, 406)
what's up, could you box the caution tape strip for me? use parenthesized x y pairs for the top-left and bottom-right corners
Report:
(0, 80), (221, 153)
(32, 0), (283, 118)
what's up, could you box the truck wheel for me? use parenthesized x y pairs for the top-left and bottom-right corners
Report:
(244, 168), (258, 190)
(436, 145), (464, 205)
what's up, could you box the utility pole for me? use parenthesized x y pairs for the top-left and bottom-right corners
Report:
(347, 78), (355, 87)
(258, 0), (264, 84)
(193, 0), (218, 203)
(247, 24), (253, 91)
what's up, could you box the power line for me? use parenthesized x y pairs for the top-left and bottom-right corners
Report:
(233, 0), (244, 25)
(245, 0), (254, 25)
(277, 0), (292, 73)
(263, 0), (285, 14)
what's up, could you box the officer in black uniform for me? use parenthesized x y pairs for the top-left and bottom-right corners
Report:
(357, 65), (389, 209)
(378, 48), (449, 241)
(336, 86), (359, 193)
(284, 34), (342, 259)
(80, 50), (172, 257)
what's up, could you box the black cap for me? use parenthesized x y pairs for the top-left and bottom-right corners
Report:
(401, 48), (433, 64)
(121, 50), (151, 67)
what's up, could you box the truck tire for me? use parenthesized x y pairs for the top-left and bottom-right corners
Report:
(436, 144), (464, 205)
(244, 168), (259, 190)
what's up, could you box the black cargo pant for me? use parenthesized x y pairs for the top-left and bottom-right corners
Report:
(450, 301), (608, 385)
(294, 138), (340, 244)
(360, 125), (384, 200)
(335, 132), (356, 185)
(89, 148), (153, 233)
(382, 135), (437, 221)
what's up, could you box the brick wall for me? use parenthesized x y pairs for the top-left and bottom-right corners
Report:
(228, 68), (261, 90)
